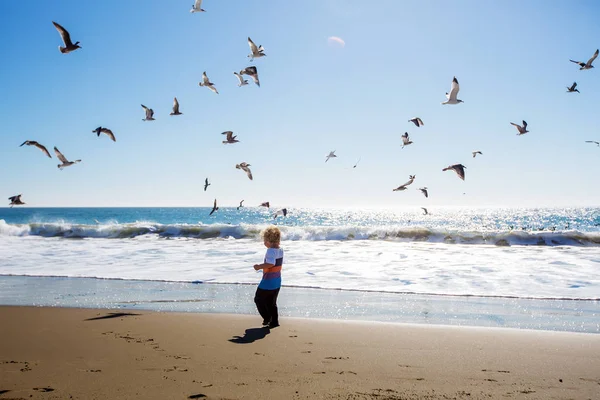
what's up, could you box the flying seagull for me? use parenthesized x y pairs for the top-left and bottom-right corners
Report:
(353, 157), (361, 168)
(418, 187), (428, 198)
(566, 82), (580, 93)
(442, 76), (463, 105)
(141, 105), (155, 121)
(170, 97), (182, 115)
(401, 132), (413, 148)
(408, 117), (424, 127)
(472, 151), (482, 158)
(442, 164), (466, 181)
(570, 49), (599, 70)
(240, 66), (260, 87)
(9, 194), (25, 207)
(209, 199), (218, 216)
(236, 162), (253, 180)
(199, 71), (218, 94)
(204, 178), (210, 191)
(233, 72), (248, 87)
(93, 127), (115, 142)
(585, 140), (599, 146)
(510, 120), (528, 135)
(247, 37), (266, 61)
(421, 207), (428, 215)
(274, 208), (287, 219)
(393, 175), (416, 191)
(222, 131), (239, 144)
(20, 140), (51, 158)
(237, 200), (244, 210)
(325, 150), (337, 162)
(190, 0), (205, 13)
(54, 147), (81, 169)
(52, 21), (81, 54)
(260, 201), (270, 208)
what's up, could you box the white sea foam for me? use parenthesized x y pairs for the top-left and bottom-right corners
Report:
(0, 235), (598, 300)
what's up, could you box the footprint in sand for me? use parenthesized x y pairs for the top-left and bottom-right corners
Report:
(33, 387), (54, 392)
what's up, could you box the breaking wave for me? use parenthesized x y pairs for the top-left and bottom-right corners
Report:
(1, 220), (599, 246)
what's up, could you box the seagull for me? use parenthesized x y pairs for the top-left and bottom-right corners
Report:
(54, 147), (81, 169)
(233, 72), (248, 87)
(418, 187), (428, 198)
(9, 194), (25, 207)
(442, 76), (463, 105)
(401, 132), (413, 148)
(20, 140), (51, 158)
(52, 21), (81, 54)
(585, 140), (599, 146)
(240, 66), (260, 87)
(236, 162), (253, 180)
(393, 175), (415, 191)
(141, 105), (155, 121)
(92, 127), (115, 142)
(204, 178), (210, 191)
(570, 49), (599, 70)
(510, 120), (528, 135)
(274, 208), (287, 219)
(199, 71), (218, 94)
(222, 131), (239, 144)
(237, 200), (244, 210)
(566, 82), (580, 93)
(421, 207), (428, 215)
(353, 157), (361, 168)
(442, 164), (466, 181)
(190, 0), (206, 12)
(408, 117), (424, 127)
(325, 151), (337, 162)
(472, 151), (482, 158)
(209, 199), (218, 216)
(170, 97), (182, 115)
(260, 202), (270, 208)
(247, 37), (266, 61)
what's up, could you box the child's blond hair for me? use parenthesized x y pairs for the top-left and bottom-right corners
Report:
(262, 226), (281, 244)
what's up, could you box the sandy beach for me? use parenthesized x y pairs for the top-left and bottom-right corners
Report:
(0, 306), (599, 399)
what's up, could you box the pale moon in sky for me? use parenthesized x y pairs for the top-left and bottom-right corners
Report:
(327, 36), (345, 47)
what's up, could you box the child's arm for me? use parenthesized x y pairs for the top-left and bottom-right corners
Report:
(254, 262), (275, 271)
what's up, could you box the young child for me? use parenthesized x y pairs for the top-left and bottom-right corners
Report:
(253, 226), (284, 328)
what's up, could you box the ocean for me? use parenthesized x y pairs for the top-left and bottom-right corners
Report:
(1, 206), (599, 332)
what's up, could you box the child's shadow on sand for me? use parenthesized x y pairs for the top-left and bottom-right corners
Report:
(229, 327), (270, 344)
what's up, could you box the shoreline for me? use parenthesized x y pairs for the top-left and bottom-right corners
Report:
(1, 306), (599, 399)
(1, 275), (599, 334)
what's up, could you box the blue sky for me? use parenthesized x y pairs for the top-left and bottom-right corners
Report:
(1, 0), (599, 209)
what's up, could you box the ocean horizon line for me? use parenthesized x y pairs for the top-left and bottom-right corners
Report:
(1, 204), (600, 211)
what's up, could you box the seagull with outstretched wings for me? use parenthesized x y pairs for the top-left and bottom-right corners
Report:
(20, 140), (52, 158)
(442, 76), (463, 105)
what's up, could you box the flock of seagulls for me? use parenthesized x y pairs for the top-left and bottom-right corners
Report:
(8, 10), (600, 216)
(12, 12), (288, 217)
(320, 48), (599, 214)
